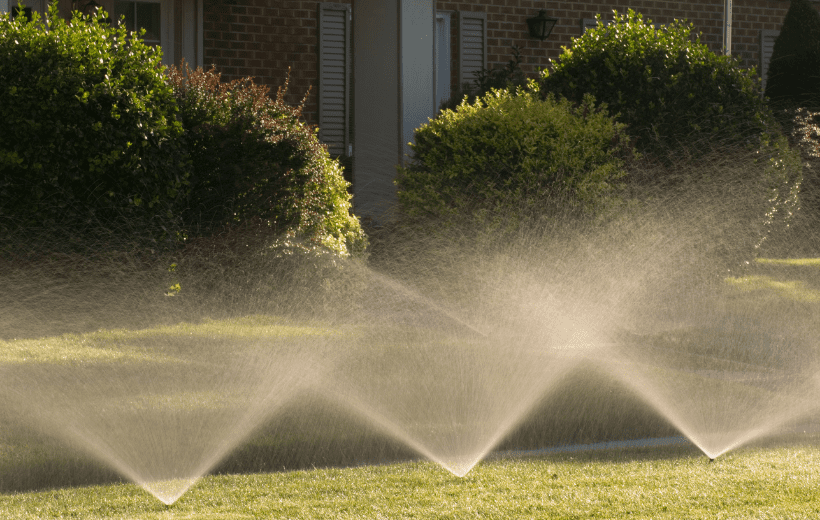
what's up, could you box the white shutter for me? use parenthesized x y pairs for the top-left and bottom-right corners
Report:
(458, 11), (486, 90)
(318, 3), (351, 157)
(760, 29), (780, 93)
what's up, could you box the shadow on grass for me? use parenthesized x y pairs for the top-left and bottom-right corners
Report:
(0, 368), (688, 494)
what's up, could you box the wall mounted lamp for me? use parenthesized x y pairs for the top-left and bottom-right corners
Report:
(526, 10), (558, 41)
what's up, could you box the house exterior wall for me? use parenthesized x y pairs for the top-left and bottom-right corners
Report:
(438, 0), (800, 82)
(203, 0), (353, 126)
(203, 0), (818, 129)
(442, 0), (806, 85)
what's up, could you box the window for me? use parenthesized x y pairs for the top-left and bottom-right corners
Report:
(4, 0), (44, 19)
(112, 0), (202, 68)
(11, 5), (32, 20)
(318, 2), (352, 158)
(458, 11), (486, 91)
(116, 1), (161, 47)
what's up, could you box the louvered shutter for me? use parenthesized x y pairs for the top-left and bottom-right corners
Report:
(318, 3), (351, 157)
(458, 11), (486, 91)
(760, 30), (779, 93)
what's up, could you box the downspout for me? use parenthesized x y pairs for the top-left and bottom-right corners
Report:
(723, 0), (732, 56)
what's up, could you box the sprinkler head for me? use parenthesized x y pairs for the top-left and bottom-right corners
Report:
(708, 457), (715, 463)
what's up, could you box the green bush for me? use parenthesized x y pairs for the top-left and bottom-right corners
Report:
(166, 62), (366, 259)
(396, 88), (633, 224)
(764, 0), (820, 233)
(539, 9), (774, 158)
(765, 0), (820, 111)
(780, 108), (820, 246)
(0, 3), (187, 242)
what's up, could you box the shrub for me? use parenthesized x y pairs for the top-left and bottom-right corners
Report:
(536, 9), (802, 251)
(396, 88), (633, 224)
(780, 108), (820, 247)
(792, 109), (820, 160)
(0, 3), (187, 243)
(765, 0), (820, 111)
(166, 62), (366, 259)
(539, 9), (775, 158)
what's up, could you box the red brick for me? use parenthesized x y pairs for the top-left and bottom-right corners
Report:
(198, 0), (815, 126)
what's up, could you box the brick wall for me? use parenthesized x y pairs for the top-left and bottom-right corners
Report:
(440, 1), (806, 87)
(203, 0), (813, 126)
(203, 0), (353, 126)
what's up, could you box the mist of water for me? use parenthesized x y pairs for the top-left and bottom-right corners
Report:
(0, 327), (334, 504)
(1, 150), (819, 503)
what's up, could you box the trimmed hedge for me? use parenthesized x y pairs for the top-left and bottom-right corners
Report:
(396, 88), (633, 224)
(0, 3), (187, 241)
(539, 9), (775, 158)
(166, 63), (366, 259)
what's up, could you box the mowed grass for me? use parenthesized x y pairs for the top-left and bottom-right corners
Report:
(1, 444), (819, 519)
(0, 314), (339, 365)
(0, 258), (817, 518)
(724, 257), (820, 303)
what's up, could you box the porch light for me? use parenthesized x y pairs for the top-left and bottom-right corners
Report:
(526, 10), (557, 41)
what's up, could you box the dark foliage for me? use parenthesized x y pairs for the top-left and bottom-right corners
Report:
(765, 0), (820, 111)
(0, 3), (187, 245)
(166, 62), (366, 258)
(539, 10), (775, 159)
(787, 108), (820, 223)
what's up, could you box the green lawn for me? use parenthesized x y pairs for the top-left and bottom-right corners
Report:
(0, 257), (817, 518)
(1, 444), (819, 519)
(724, 257), (820, 303)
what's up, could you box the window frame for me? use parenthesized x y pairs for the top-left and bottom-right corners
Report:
(113, 0), (203, 68)
(115, 0), (163, 47)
